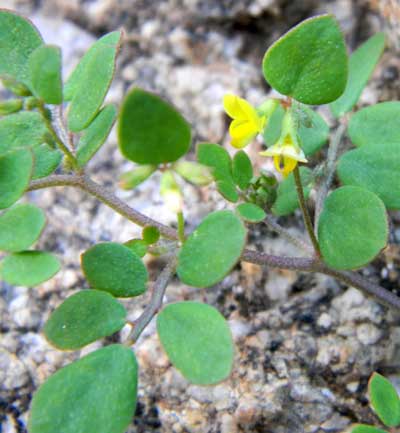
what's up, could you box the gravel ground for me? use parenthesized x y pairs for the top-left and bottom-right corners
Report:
(1, 1), (400, 432)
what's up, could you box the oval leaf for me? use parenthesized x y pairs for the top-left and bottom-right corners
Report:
(272, 167), (313, 216)
(32, 144), (62, 180)
(369, 373), (400, 427)
(29, 44), (63, 104)
(0, 149), (33, 209)
(44, 290), (126, 350)
(338, 142), (400, 210)
(232, 150), (253, 190)
(330, 33), (385, 117)
(0, 251), (60, 286)
(0, 111), (48, 154)
(76, 104), (117, 167)
(177, 210), (246, 288)
(0, 204), (45, 252)
(236, 203), (266, 223)
(262, 15), (348, 105)
(348, 102), (400, 147)
(28, 344), (138, 433)
(318, 186), (388, 270)
(67, 31), (121, 132)
(118, 88), (191, 164)
(216, 179), (239, 203)
(0, 9), (43, 85)
(81, 242), (148, 297)
(64, 31), (121, 101)
(157, 302), (234, 385)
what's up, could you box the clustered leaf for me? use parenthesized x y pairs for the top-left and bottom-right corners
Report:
(318, 186), (388, 270)
(0, 204), (45, 252)
(0, 251), (61, 286)
(262, 14), (348, 105)
(44, 290), (127, 350)
(118, 88), (191, 164)
(81, 242), (148, 298)
(177, 210), (246, 287)
(28, 344), (138, 433)
(157, 302), (234, 384)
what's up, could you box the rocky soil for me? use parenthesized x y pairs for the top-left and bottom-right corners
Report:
(1, 1), (400, 432)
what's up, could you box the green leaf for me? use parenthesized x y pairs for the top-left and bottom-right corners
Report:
(67, 31), (121, 132)
(177, 210), (246, 288)
(272, 167), (313, 216)
(142, 226), (160, 245)
(76, 104), (117, 167)
(44, 290), (126, 350)
(369, 373), (400, 427)
(119, 165), (157, 190)
(28, 44), (62, 104)
(330, 33), (385, 117)
(0, 111), (48, 154)
(232, 150), (253, 190)
(236, 203), (266, 223)
(28, 344), (138, 433)
(0, 251), (60, 286)
(262, 14), (348, 105)
(0, 204), (45, 252)
(124, 239), (147, 258)
(157, 302), (234, 385)
(32, 144), (62, 180)
(348, 102), (400, 147)
(81, 242), (148, 297)
(0, 10), (43, 85)
(64, 31), (121, 101)
(351, 426), (388, 433)
(263, 103), (285, 146)
(296, 106), (329, 156)
(216, 180), (239, 203)
(338, 142), (400, 210)
(118, 88), (191, 164)
(0, 149), (33, 209)
(197, 142), (233, 182)
(318, 186), (388, 270)
(172, 160), (212, 186)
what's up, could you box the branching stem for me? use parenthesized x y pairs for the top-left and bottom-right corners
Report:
(125, 257), (177, 345)
(28, 174), (400, 311)
(293, 165), (321, 257)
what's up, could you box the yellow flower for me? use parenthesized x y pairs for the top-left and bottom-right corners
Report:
(223, 94), (268, 149)
(260, 108), (307, 178)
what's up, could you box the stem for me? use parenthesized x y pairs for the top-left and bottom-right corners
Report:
(29, 175), (177, 240)
(314, 122), (347, 228)
(37, 102), (79, 170)
(293, 165), (321, 257)
(126, 257), (177, 344)
(263, 213), (312, 253)
(28, 174), (400, 311)
(177, 211), (185, 243)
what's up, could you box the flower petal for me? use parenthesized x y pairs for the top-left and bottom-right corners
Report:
(223, 94), (246, 119)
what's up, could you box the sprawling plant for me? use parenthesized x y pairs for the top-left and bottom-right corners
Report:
(0, 9), (399, 432)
